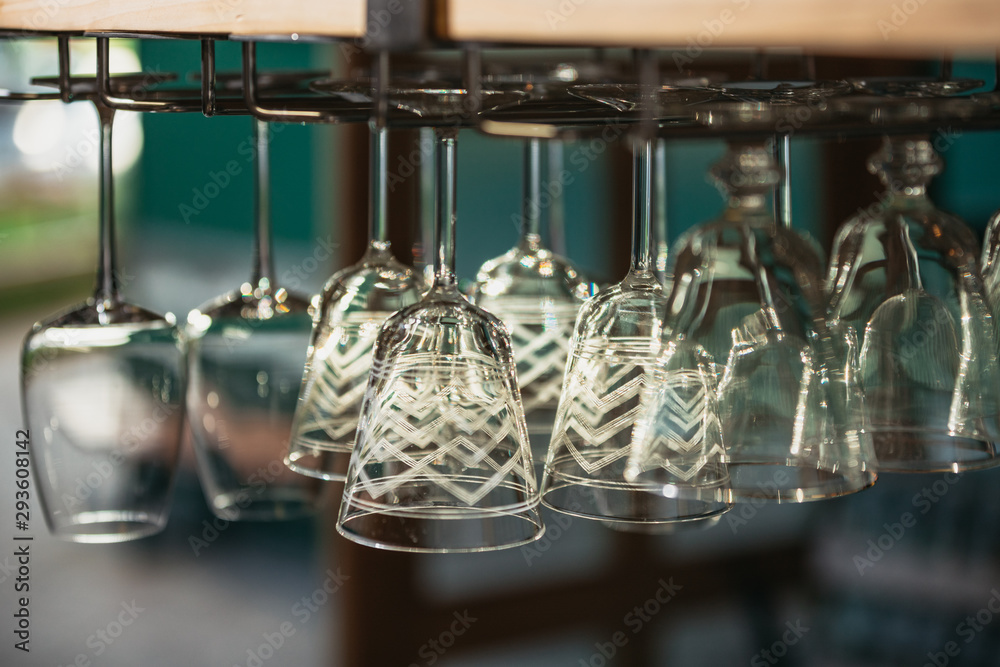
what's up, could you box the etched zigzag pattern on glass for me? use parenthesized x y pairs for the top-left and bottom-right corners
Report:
(352, 354), (534, 508)
(630, 371), (726, 482)
(506, 316), (575, 414)
(550, 357), (655, 476)
(291, 318), (387, 452)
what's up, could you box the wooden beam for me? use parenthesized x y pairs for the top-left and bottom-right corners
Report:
(0, 0), (366, 37)
(0, 0), (995, 55)
(442, 0), (1000, 57)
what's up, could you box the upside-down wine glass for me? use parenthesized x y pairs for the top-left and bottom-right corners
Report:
(186, 119), (323, 520)
(631, 141), (876, 502)
(542, 136), (732, 525)
(21, 101), (185, 542)
(473, 138), (590, 451)
(983, 207), (1000, 311)
(828, 135), (1000, 472)
(337, 128), (544, 552)
(285, 122), (424, 480)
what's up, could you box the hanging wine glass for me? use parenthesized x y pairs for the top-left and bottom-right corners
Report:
(828, 135), (1000, 472)
(337, 128), (543, 552)
(982, 207), (1000, 306)
(541, 136), (731, 525)
(618, 334), (730, 532)
(641, 141), (876, 501)
(21, 101), (185, 542)
(285, 122), (424, 481)
(186, 119), (323, 520)
(472, 138), (590, 450)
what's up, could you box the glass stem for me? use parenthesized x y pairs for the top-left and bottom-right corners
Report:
(369, 123), (389, 248)
(416, 127), (437, 275)
(654, 139), (669, 278)
(630, 137), (653, 274)
(547, 140), (567, 256)
(773, 134), (792, 228)
(521, 138), (542, 244)
(251, 118), (274, 285)
(433, 128), (458, 288)
(94, 102), (120, 306)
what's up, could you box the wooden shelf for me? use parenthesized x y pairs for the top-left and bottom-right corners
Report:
(443, 0), (1000, 57)
(0, 0), (366, 38)
(0, 0), (996, 57)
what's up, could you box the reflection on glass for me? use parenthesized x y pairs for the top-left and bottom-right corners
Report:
(660, 141), (875, 502)
(473, 138), (589, 448)
(337, 129), (543, 553)
(21, 102), (184, 543)
(187, 119), (323, 521)
(542, 137), (731, 525)
(829, 135), (1000, 472)
(286, 123), (423, 481)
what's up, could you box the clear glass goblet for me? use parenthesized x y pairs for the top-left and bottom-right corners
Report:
(541, 136), (731, 525)
(982, 207), (1000, 306)
(654, 141), (876, 502)
(186, 119), (324, 521)
(285, 123), (424, 480)
(624, 336), (731, 513)
(337, 129), (543, 552)
(828, 135), (1000, 472)
(473, 138), (589, 448)
(21, 102), (185, 543)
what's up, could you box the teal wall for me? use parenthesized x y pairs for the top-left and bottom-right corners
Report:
(456, 131), (617, 284)
(137, 41), (326, 243)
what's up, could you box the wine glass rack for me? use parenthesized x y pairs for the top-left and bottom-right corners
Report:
(0, 28), (996, 141)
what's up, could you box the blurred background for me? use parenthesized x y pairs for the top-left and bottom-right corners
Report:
(1, 38), (1000, 667)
